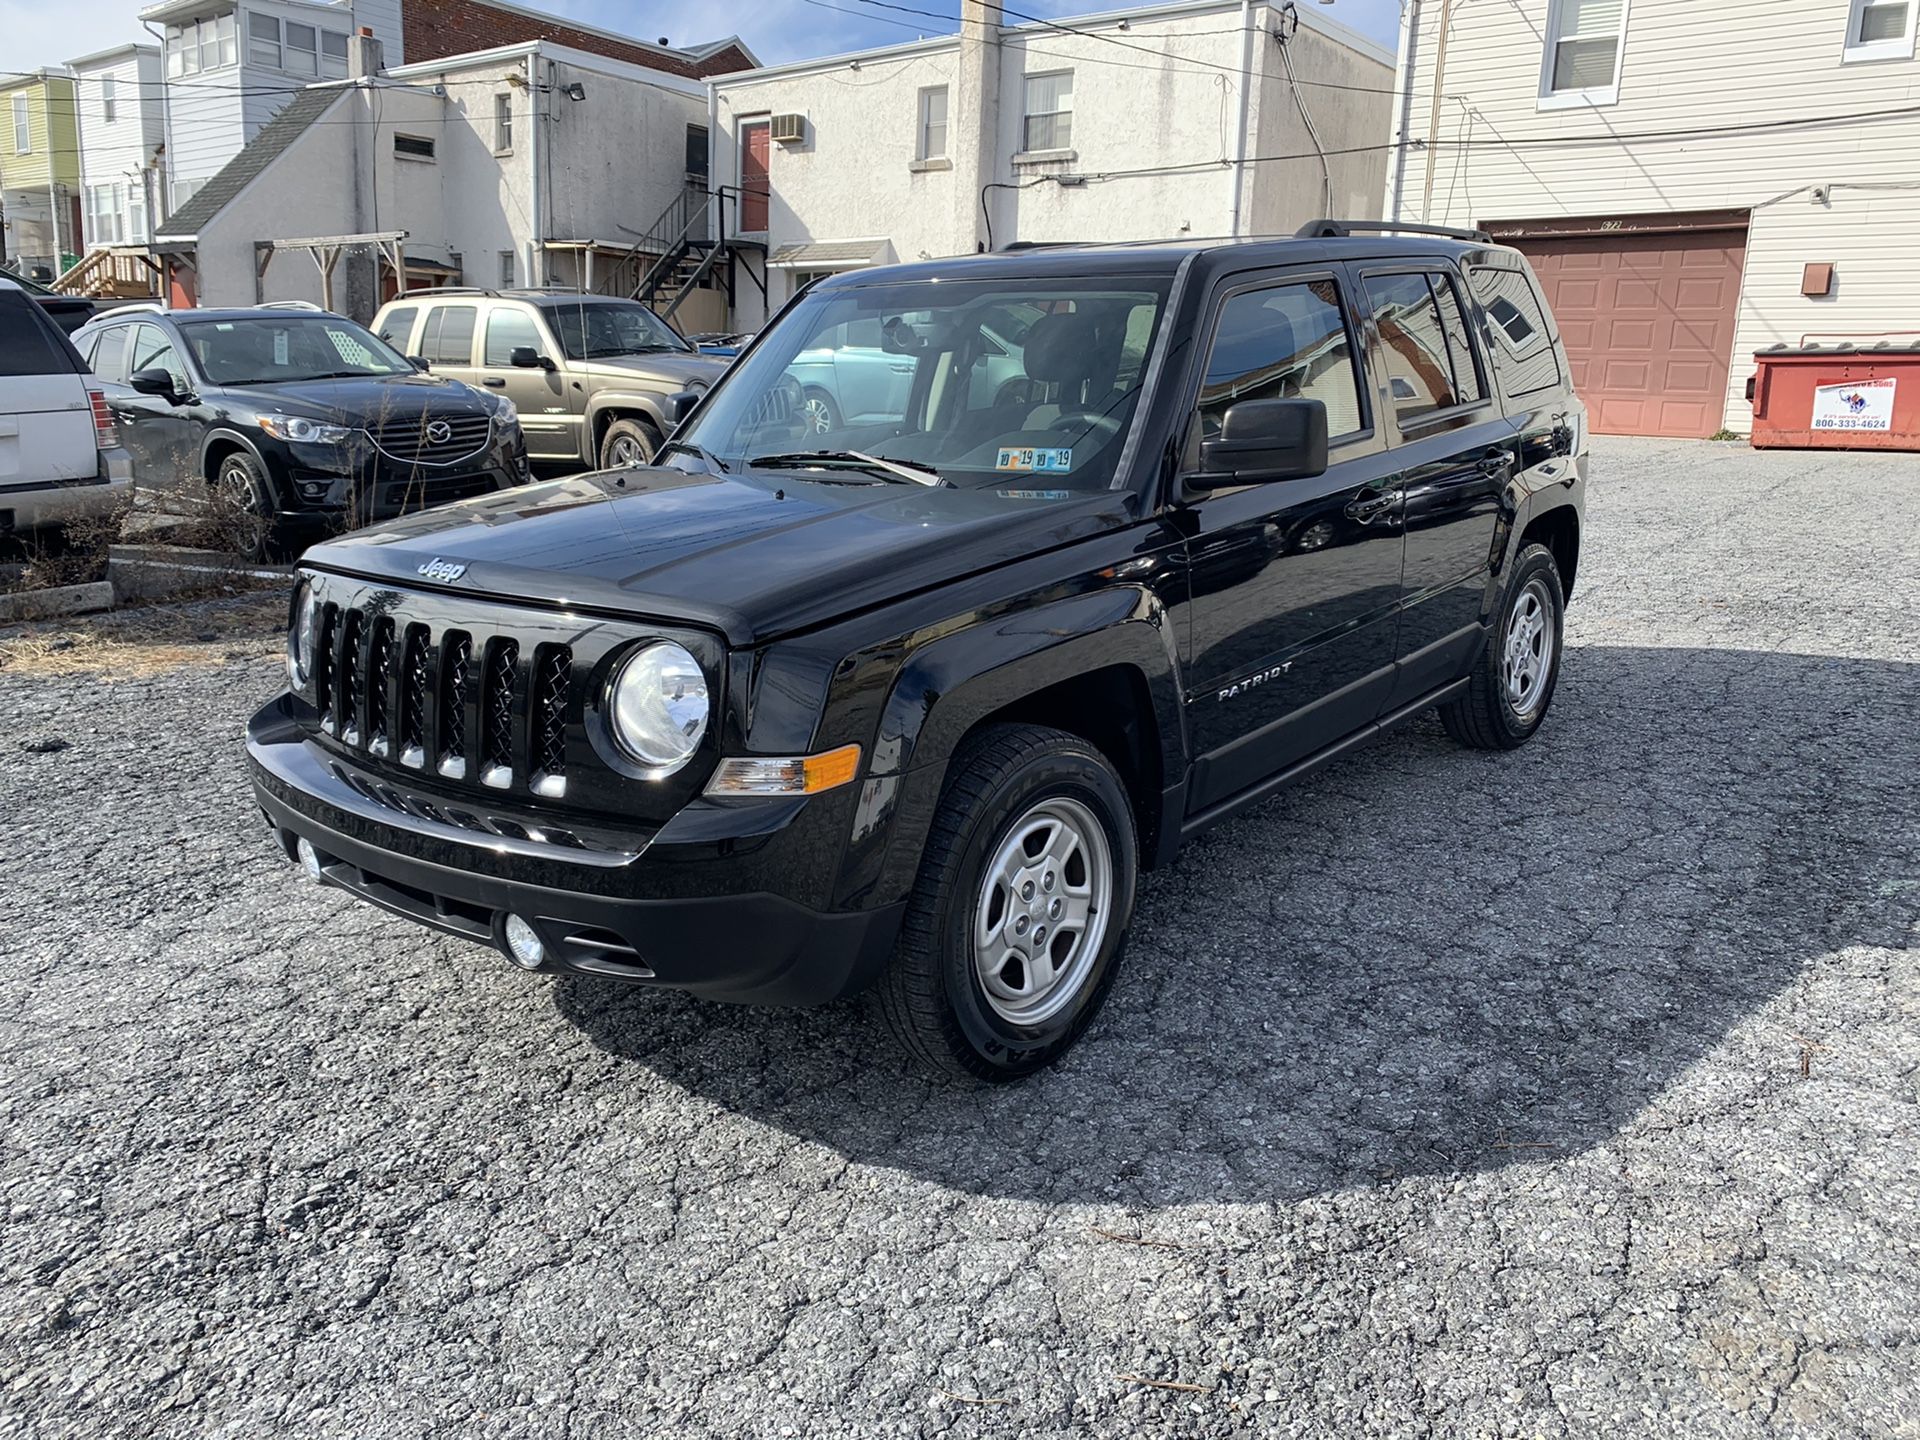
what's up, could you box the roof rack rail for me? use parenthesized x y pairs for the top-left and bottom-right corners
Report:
(397, 285), (499, 298)
(257, 299), (327, 312)
(1296, 218), (1493, 244)
(99, 300), (168, 315)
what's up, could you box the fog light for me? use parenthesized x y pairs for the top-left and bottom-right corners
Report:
(503, 915), (546, 970)
(295, 836), (324, 882)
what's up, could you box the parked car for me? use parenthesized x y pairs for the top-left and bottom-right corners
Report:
(0, 276), (133, 537)
(688, 330), (755, 358)
(4, 269), (98, 335)
(785, 306), (1041, 435)
(68, 305), (529, 537)
(248, 222), (1586, 1081)
(371, 290), (728, 471)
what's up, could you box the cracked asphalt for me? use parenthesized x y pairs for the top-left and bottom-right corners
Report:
(2, 436), (1916, 1439)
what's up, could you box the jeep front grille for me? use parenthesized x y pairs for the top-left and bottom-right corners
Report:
(481, 639), (519, 789)
(439, 633), (471, 780)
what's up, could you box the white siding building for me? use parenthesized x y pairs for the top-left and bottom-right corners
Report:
(70, 45), (167, 249)
(710, 0), (1395, 328)
(1386, 0), (1920, 436)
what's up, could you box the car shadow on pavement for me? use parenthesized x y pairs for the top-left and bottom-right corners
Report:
(553, 645), (1919, 1207)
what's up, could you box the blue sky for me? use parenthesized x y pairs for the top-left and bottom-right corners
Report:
(3, 0), (1403, 76)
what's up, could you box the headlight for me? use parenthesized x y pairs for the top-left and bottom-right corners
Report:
(260, 414), (354, 444)
(286, 580), (316, 689)
(606, 642), (709, 774)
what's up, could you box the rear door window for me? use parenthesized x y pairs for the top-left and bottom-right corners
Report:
(1198, 277), (1366, 442)
(419, 305), (477, 366)
(1362, 271), (1486, 423)
(1465, 265), (1562, 398)
(89, 325), (131, 384)
(0, 290), (80, 376)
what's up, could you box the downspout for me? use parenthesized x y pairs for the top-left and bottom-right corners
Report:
(526, 52), (542, 286)
(1386, 0), (1419, 222)
(706, 82), (720, 244)
(1227, 0), (1255, 236)
(1419, 0), (1453, 224)
(140, 20), (173, 229)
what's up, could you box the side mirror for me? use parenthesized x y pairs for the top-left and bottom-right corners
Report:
(1192, 398), (1328, 488)
(408, 355), (431, 372)
(509, 346), (555, 371)
(130, 368), (181, 401)
(664, 390), (701, 425)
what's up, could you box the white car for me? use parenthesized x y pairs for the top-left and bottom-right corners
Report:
(0, 276), (133, 536)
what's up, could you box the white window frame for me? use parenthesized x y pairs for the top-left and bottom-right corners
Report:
(11, 93), (28, 154)
(1020, 70), (1073, 153)
(249, 13), (282, 68)
(916, 85), (948, 161)
(101, 75), (117, 124)
(284, 20), (318, 78)
(1844, 0), (1917, 62)
(320, 30), (349, 79)
(1537, 0), (1630, 111)
(493, 93), (514, 154)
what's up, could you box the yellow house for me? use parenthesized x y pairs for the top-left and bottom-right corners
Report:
(0, 69), (83, 277)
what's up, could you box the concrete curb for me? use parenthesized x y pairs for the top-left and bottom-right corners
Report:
(0, 581), (117, 623)
(107, 545), (290, 603)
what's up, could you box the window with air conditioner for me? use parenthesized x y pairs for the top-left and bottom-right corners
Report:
(1022, 70), (1073, 152)
(1845, 0), (1916, 60)
(1539, 0), (1628, 108)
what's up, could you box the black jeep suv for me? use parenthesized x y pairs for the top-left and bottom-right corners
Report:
(247, 222), (1586, 1081)
(69, 305), (529, 534)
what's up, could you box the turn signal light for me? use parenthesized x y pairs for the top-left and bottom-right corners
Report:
(705, 744), (862, 797)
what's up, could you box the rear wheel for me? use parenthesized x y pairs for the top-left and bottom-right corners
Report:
(876, 724), (1138, 1082)
(1440, 543), (1565, 750)
(598, 417), (661, 470)
(800, 389), (840, 435)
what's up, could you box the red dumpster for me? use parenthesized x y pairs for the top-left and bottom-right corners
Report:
(1748, 342), (1920, 451)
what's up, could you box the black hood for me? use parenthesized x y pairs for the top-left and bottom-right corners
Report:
(224, 372), (492, 422)
(305, 466), (1138, 646)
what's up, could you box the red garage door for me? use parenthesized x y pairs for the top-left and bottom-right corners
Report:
(1492, 214), (1749, 439)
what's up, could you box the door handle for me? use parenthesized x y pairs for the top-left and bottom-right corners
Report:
(483, 378), (506, 388)
(1344, 491), (1398, 524)
(1478, 447), (1515, 477)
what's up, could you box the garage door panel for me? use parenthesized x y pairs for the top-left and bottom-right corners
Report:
(1507, 223), (1748, 439)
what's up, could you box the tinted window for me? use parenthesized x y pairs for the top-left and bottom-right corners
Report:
(180, 316), (411, 384)
(1430, 275), (1486, 405)
(130, 323), (190, 392)
(484, 308), (544, 366)
(546, 301), (689, 360)
(376, 305), (417, 350)
(89, 325), (130, 384)
(1364, 272), (1468, 421)
(1198, 279), (1364, 441)
(1465, 265), (1561, 397)
(419, 305), (477, 365)
(0, 291), (76, 376)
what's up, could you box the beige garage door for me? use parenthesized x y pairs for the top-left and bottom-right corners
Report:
(1495, 217), (1749, 439)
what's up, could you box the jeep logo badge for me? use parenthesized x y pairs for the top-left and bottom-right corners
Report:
(425, 419), (453, 444)
(417, 558), (467, 583)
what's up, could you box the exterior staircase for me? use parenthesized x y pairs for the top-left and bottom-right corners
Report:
(619, 185), (763, 324)
(52, 246), (163, 300)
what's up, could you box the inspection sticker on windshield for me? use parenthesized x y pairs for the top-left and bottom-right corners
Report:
(996, 446), (1072, 473)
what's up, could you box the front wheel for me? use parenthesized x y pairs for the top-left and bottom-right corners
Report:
(1440, 542), (1566, 749)
(213, 450), (278, 560)
(876, 724), (1138, 1082)
(598, 417), (661, 470)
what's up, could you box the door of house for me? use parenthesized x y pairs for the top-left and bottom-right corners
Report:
(740, 120), (770, 232)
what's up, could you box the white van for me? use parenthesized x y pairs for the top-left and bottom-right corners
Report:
(0, 276), (133, 535)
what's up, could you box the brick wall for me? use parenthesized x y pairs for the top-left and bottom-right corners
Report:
(403, 0), (753, 77)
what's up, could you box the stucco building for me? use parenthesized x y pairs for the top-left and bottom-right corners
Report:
(1385, 0), (1920, 437)
(709, 0), (1396, 328)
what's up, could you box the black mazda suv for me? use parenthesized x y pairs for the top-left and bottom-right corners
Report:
(68, 305), (529, 535)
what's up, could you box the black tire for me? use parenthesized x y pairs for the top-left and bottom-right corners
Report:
(799, 388), (841, 435)
(598, 417), (661, 470)
(1440, 543), (1566, 750)
(213, 450), (278, 561)
(875, 723), (1138, 1083)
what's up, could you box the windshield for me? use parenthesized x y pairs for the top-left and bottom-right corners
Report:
(545, 302), (691, 360)
(678, 276), (1172, 491)
(180, 315), (414, 385)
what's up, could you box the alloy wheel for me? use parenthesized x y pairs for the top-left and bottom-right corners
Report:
(972, 796), (1112, 1026)
(1502, 576), (1556, 719)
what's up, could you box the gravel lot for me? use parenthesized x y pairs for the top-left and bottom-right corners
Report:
(2, 437), (1916, 1439)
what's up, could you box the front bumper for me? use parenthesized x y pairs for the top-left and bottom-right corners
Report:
(267, 429), (532, 522)
(246, 697), (904, 1006)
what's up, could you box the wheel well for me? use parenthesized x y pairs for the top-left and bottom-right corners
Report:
(965, 664), (1166, 866)
(202, 436), (249, 484)
(593, 409), (663, 448)
(1519, 505), (1580, 600)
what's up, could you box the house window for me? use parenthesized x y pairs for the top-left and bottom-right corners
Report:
(1845, 0), (1916, 60)
(499, 250), (515, 287)
(321, 31), (348, 78)
(285, 21), (318, 77)
(249, 13), (281, 68)
(494, 94), (513, 154)
(917, 86), (948, 160)
(11, 94), (27, 154)
(129, 184), (147, 244)
(101, 75), (117, 123)
(1021, 70), (1072, 152)
(394, 133), (436, 161)
(1540, 0), (1628, 107)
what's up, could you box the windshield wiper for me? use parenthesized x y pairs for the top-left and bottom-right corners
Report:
(654, 439), (730, 474)
(748, 450), (947, 487)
